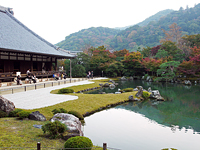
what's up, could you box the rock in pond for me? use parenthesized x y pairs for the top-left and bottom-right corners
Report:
(149, 90), (165, 101)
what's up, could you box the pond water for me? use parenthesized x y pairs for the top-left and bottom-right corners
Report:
(83, 80), (200, 150)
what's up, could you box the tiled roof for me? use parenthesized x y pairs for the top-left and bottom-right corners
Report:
(0, 6), (75, 59)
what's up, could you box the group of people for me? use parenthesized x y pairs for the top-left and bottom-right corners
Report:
(16, 69), (68, 85)
(87, 71), (93, 79)
(26, 69), (37, 83)
(53, 72), (66, 80)
(16, 69), (37, 85)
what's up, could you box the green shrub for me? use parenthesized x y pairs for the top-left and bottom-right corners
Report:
(122, 88), (133, 92)
(52, 108), (67, 115)
(142, 91), (151, 100)
(0, 110), (7, 118)
(144, 74), (148, 80)
(17, 111), (30, 119)
(58, 88), (74, 94)
(42, 120), (67, 139)
(64, 136), (93, 150)
(8, 109), (23, 117)
(68, 110), (84, 120)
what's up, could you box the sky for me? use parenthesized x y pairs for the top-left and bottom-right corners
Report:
(1, 0), (200, 44)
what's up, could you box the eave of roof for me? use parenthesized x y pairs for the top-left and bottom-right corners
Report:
(0, 6), (76, 59)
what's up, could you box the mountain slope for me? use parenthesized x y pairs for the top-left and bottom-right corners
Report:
(56, 27), (120, 51)
(109, 3), (200, 51)
(137, 9), (174, 26)
(56, 3), (200, 51)
(114, 9), (174, 30)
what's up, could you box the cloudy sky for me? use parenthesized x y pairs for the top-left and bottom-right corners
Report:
(1, 0), (199, 44)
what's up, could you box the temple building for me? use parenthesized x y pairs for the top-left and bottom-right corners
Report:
(0, 6), (75, 81)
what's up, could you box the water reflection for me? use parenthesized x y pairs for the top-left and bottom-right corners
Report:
(84, 80), (200, 150)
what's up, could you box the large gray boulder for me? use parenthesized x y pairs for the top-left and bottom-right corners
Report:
(135, 86), (143, 97)
(184, 80), (192, 85)
(28, 111), (46, 121)
(150, 90), (165, 101)
(103, 83), (110, 87)
(146, 76), (153, 82)
(0, 95), (15, 115)
(51, 113), (83, 136)
(109, 84), (115, 89)
(120, 76), (127, 81)
(129, 76), (133, 80)
(128, 95), (141, 101)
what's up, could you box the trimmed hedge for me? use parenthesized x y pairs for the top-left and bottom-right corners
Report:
(64, 136), (93, 150)
(52, 108), (67, 115)
(58, 88), (74, 94)
(17, 111), (31, 119)
(68, 110), (84, 120)
(142, 91), (151, 100)
(0, 110), (7, 118)
(122, 88), (133, 92)
(42, 120), (67, 139)
(9, 109), (23, 117)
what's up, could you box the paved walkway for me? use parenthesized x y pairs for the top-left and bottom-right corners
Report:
(3, 78), (106, 109)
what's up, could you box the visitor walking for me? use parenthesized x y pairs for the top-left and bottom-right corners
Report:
(91, 71), (93, 79)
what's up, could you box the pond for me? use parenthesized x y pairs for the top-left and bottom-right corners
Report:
(83, 80), (200, 150)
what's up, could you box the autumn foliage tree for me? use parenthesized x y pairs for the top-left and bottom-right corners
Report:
(160, 23), (182, 46)
(123, 51), (144, 76)
(141, 57), (164, 75)
(90, 46), (117, 76)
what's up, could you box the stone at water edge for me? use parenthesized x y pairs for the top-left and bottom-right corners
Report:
(0, 95), (15, 115)
(150, 90), (165, 101)
(103, 83), (110, 87)
(135, 86), (143, 97)
(128, 95), (141, 101)
(148, 87), (152, 92)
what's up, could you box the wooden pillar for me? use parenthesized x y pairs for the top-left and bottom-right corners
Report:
(50, 57), (53, 71)
(30, 55), (33, 72)
(37, 142), (41, 150)
(70, 59), (72, 79)
(55, 58), (57, 71)
(103, 143), (107, 150)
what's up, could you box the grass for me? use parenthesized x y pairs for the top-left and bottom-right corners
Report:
(0, 78), (138, 149)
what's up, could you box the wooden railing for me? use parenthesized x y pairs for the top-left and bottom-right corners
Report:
(0, 72), (15, 82)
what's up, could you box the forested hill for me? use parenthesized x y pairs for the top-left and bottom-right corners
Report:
(56, 3), (200, 51)
(110, 3), (200, 51)
(137, 9), (174, 26)
(56, 27), (120, 51)
(114, 9), (173, 30)
(56, 9), (174, 51)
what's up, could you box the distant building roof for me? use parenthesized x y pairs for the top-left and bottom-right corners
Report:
(0, 6), (75, 59)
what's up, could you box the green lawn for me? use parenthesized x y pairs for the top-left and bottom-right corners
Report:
(0, 78), (138, 149)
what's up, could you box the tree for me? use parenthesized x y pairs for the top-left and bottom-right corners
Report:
(72, 65), (86, 77)
(154, 49), (168, 59)
(160, 23), (182, 46)
(177, 60), (198, 79)
(141, 57), (164, 75)
(123, 51), (143, 76)
(90, 45), (116, 76)
(75, 52), (91, 72)
(156, 61), (180, 81)
(151, 45), (161, 56)
(113, 49), (129, 57)
(141, 46), (152, 58)
(181, 34), (200, 48)
(161, 41), (180, 56)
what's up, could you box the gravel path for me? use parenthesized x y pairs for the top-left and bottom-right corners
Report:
(3, 78), (106, 109)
